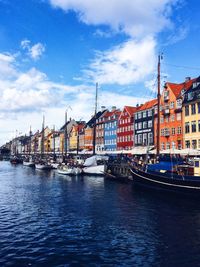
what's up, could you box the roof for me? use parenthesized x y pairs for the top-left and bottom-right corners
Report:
(124, 106), (137, 116)
(86, 109), (107, 128)
(103, 109), (121, 120)
(137, 99), (157, 112)
(166, 77), (197, 98)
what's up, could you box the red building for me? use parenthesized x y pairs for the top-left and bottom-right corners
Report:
(154, 77), (196, 150)
(117, 106), (137, 151)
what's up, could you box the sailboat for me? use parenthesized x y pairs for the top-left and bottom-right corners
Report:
(130, 55), (200, 195)
(35, 116), (52, 170)
(23, 126), (35, 167)
(81, 83), (108, 175)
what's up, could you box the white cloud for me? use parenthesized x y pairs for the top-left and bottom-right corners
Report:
(49, 0), (181, 86)
(49, 0), (179, 38)
(21, 39), (45, 60)
(84, 37), (156, 85)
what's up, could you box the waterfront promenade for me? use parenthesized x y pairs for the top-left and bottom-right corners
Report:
(1, 161), (200, 266)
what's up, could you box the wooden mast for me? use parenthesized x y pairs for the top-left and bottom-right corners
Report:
(41, 115), (45, 156)
(156, 54), (161, 156)
(92, 82), (98, 155)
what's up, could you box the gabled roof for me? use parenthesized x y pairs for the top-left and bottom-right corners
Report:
(166, 78), (197, 98)
(118, 106), (137, 120)
(137, 99), (157, 111)
(125, 106), (137, 116)
(86, 109), (107, 128)
(103, 109), (121, 120)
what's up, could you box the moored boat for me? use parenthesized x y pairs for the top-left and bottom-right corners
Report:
(35, 162), (52, 170)
(10, 156), (23, 164)
(23, 157), (35, 167)
(130, 158), (200, 195)
(57, 164), (82, 175)
(82, 155), (108, 175)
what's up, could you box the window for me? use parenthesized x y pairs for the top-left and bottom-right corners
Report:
(171, 115), (175, 122)
(192, 140), (197, 149)
(185, 140), (190, 148)
(161, 129), (164, 136)
(176, 99), (182, 109)
(135, 135), (138, 145)
(177, 127), (182, 134)
(166, 142), (170, 149)
(171, 141), (176, 149)
(135, 123), (138, 130)
(148, 110), (152, 117)
(138, 122), (142, 129)
(143, 121), (147, 128)
(138, 112), (142, 119)
(170, 102), (174, 109)
(143, 133), (147, 145)
(143, 111), (146, 118)
(161, 143), (165, 150)
(148, 133), (153, 144)
(185, 122), (190, 134)
(148, 120), (152, 128)
(135, 113), (138, 119)
(138, 134), (142, 144)
(185, 105), (189, 116)
(176, 113), (181, 121)
(160, 116), (164, 123)
(172, 128), (175, 135)
(191, 104), (196, 114)
(191, 121), (196, 132)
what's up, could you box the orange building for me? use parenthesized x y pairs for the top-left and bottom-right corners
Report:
(154, 78), (195, 150)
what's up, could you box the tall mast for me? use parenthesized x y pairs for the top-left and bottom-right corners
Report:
(53, 125), (55, 157)
(41, 115), (45, 156)
(92, 82), (98, 155)
(156, 54), (161, 156)
(64, 110), (68, 155)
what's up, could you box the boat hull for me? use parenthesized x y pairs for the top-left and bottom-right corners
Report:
(35, 164), (52, 170)
(130, 168), (200, 195)
(82, 165), (105, 175)
(57, 167), (82, 175)
(23, 161), (35, 167)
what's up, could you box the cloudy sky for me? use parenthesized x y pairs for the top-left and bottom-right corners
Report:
(0, 0), (200, 145)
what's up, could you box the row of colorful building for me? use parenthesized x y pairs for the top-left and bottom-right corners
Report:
(3, 75), (200, 155)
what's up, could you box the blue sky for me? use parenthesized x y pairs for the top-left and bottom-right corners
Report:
(0, 0), (200, 144)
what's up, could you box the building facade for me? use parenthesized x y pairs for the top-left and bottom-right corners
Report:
(134, 99), (157, 147)
(104, 108), (120, 151)
(183, 79), (200, 149)
(117, 106), (137, 151)
(155, 78), (195, 150)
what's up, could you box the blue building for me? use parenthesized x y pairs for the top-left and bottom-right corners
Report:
(104, 108), (120, 152)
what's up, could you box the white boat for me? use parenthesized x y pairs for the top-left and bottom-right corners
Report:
(57, 164), (82, 175)
(23, 157), (35, 167)
(35, 163), (52, 170)
(23, 161), (35, 167)
(82, 155), (108, 175)
(50, 162), (59, 169)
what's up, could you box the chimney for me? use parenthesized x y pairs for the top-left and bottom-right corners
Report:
(111, 106), (116, 111)
(101, 106), (106, 111)
(185, 77), (191, 82)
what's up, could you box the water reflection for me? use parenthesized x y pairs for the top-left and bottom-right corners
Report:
(1, 161), (200, 266)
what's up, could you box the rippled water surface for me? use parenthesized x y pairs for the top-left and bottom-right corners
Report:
(1, 161), (200, 266)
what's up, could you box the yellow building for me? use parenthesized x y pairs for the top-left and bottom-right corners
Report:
(183, 80), (200, 149)
(69, 125), (78, 151)
(59, 132), (65, 154)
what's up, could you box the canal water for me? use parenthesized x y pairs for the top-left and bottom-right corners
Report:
(1, 161), (200, 267)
